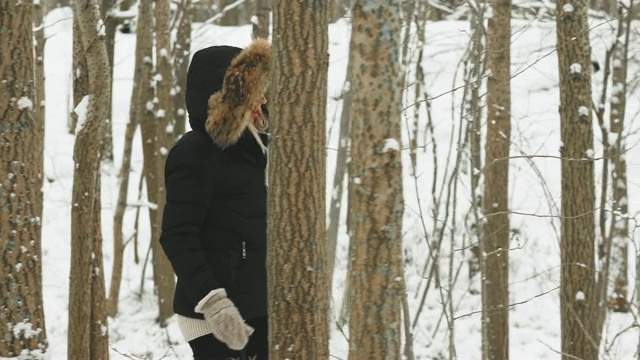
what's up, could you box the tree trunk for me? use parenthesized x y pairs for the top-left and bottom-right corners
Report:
(347, 1), (404, 358)
(70, 16), (89, 134)
(329, 0), (350, 23)
(607, 3), (632, 313)
(67, 0), (111, 358)
(108, 115), (138, 317)
(173, 0), (192, 136)
(251, 0), (271, 40)
(34, 1), (46, 173)
(217, 0), (244, 25)
(107, 0), (151, 318)
(556, 0), (598, 356)
(100, 0), (117, 163)
(0, 0), (48, 356)
(136, 2), (155, 281)
(149, 0), (176, 324)
(268, 1), (330, 358)
(482, 0), (511, 356)
(464, 3), (486, 287)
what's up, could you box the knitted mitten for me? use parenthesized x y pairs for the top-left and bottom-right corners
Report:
(195, 289), (254, 350)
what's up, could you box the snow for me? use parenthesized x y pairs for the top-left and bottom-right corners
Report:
(97, 19), (105, 37)
(16, 97), (33, 110)
(563, 3), (575, 12)
(382, 138), (400, 153)
(11, 321), (41, 339)
(578, 105), (590, 117)
(570, 63), (582, 74)
(585, 148), (594, 158)
(72, 95), (90, 133)
(34, 6), (640, 360)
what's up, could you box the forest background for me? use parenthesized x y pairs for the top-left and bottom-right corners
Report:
(2, 0), (640, 359)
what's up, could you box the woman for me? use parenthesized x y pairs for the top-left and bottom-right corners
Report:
(160, 39), (271, 360)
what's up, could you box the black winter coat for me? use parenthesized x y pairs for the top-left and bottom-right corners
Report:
(160, 40), (271, 321)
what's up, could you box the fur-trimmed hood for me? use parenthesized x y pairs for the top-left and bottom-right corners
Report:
(205, 39), (271, 148)
(184, 39), (271, 148)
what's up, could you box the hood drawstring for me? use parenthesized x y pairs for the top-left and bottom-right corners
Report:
(247, 122), (269, 188)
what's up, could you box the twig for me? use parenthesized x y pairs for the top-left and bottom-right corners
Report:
(537, 339), (585, 360)
(453, 286), (559, 320)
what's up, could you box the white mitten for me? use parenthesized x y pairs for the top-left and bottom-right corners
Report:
(195, 289), (254, 350)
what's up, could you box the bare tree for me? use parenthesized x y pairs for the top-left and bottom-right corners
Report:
(218, 0), (244, 25)
(0, 0), (48, 356)
(347, 0), (404, 358)
(173, 0), (193, 136)
(251, 0), (271, 40)
(108, 0), (154, 317)
(268, 1), (330, 358)
(34, 0), (46, 157)
(607, 1), (633, 313)
(70, 16), (89, 134)
(329, 0), (350, 23)
(150, 0), (177, 323)
(100, 0), (135, 162)
(99, 0), (116, 162)
(463, 0), (486, 288)
(67, 0), (111, 358)
(482, 0), (512, 355)
(135, 0), (158, 306)
(556, 0), (598, 357)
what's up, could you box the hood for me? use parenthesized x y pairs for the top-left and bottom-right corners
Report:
(185, 45), (242, 133)
(185, 40), (272, 147)
(205, 39), (272, 148)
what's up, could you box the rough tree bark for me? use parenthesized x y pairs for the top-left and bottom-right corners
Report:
(465, 1), (486, 286)
(108, 0), (153, 318)
(70, 16), (89, 134)
(0, 0), (48, 356)
(347, 1), (404, 359)
(556, 0), (598, 357)
(67, 0), (111, 358)
(251, 0), (271, 40)
(218, 0), (244, 25)
(482, 0), (511, 355)
(34, 0), (46, 161)
(268, 1), (330, 359)
(607, 2), (632, 313)
(149, 0), (177, 324)
(173, 0), (193, 136)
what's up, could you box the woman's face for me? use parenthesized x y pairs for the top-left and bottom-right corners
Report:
(251, 95), (267, 120)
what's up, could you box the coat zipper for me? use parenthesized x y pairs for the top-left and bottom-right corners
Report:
(241, 241), (247, 259)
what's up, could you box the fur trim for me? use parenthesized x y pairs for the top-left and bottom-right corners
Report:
(205, 39), (272, 148)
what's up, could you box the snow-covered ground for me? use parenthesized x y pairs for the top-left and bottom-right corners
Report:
(38, 8), (640, 359)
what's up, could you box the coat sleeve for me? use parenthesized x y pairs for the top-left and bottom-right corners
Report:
(160, 142), (219, 304)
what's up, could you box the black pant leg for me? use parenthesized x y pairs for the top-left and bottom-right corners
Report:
(189, 334), (240, 360)
(245, 317), (268, 360)
(188, 316), (268, 360)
